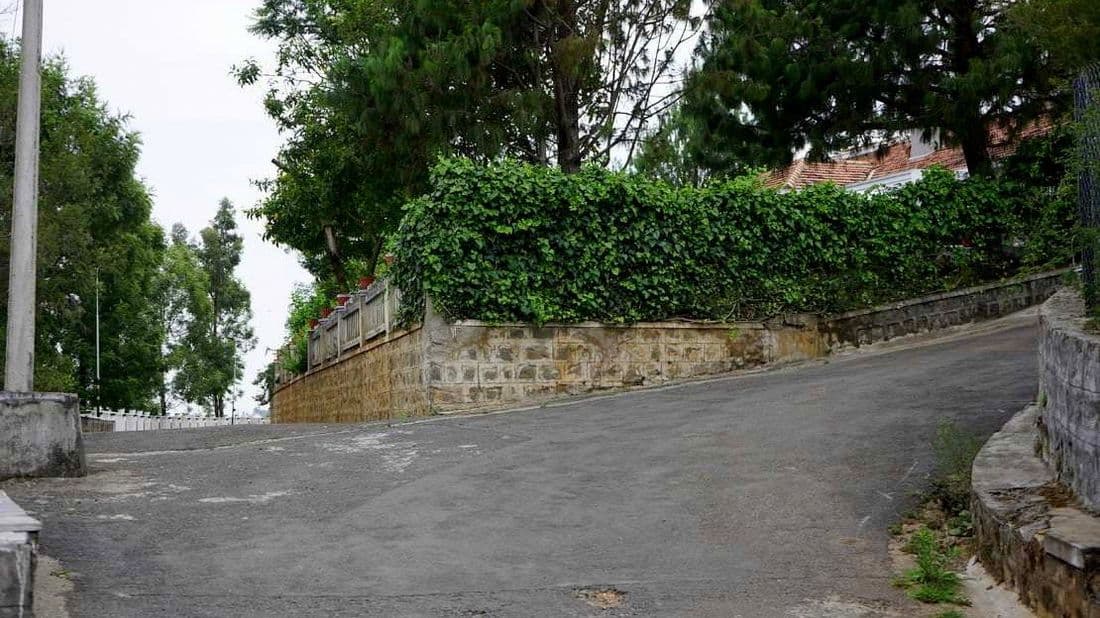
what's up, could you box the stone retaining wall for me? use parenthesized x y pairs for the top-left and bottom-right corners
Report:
(273, 328), (429, 424)
(1038, 288), (1100, 510)
(272, 270), (1068, 423)
(971, 290), (1100, 618)
(80, 416), (114, 433)
(973, 405), (1100, 617)
(423, 314), (824, 412)
(822, 270), (1067, 350)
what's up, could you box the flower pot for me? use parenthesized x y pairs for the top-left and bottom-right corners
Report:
(320, 307), (333, 318)
(336, 294), (351, 306)
(358, 276), (376, 290)
(308, 319), (319, 330)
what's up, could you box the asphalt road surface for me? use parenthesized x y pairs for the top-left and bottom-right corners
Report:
(5, 313), (1040, 617)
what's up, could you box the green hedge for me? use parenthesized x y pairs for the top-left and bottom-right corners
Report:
(392, 158), (1071, 324)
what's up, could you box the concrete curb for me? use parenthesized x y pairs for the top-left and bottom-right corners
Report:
(0, 491), (39, 617)
(972, 404), (1100, 617)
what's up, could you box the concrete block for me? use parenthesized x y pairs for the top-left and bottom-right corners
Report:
(0, 532), (34, 617)
(0, 392), (85, 479)
(0, 492), (39, 617)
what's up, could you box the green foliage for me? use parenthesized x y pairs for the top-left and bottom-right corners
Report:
(1010, 0), (1100, 75)
(898, 527), (968, 606)
(392, 158), (1071, 325)
(252, 361), (276, 407)
(632, 106), (711, 187)
(997, 128), (1079, 269)
(195, 200), (256, 417)
(930, 420), (983, 515)
(683, 0), (1074, 177)
(0, 40), (166, 409)
(157, 228), (216, 413)
(281, 281), (333, 374)
(239, 0), (697, 285)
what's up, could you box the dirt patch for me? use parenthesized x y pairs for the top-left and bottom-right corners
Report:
(35, 554), (72, 618)
(574, 587), (626, 609)
(1037, 480), (1077, 509)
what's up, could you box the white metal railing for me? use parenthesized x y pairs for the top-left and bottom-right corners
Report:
(80, 411), (269, 432)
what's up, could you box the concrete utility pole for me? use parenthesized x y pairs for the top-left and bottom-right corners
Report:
(4, 0), (43, 392)
(0, 0), (84, 483)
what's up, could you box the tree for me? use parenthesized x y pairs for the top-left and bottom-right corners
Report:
(632, 105), (711, 186)
(195, 200), (255, 417)
(237, 0), (699, 283)
(1010, 0), (1100, 77)
(684, 0), (1066, 177)
(252, 361), (276, 408)
(0, 39), (167, 409)
(156, 225), (216, 415)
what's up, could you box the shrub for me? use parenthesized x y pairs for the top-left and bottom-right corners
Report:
(930, 420), (984, 515)
(392, 158), (1070, 325)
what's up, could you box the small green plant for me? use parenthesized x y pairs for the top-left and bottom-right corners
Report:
(935, 610), (966, 618)
(897, 527), (968, 605)
(946, 510), (973, 537)
(930, 420), (982, 515)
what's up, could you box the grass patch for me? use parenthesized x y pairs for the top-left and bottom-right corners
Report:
(888, 419), (984, 609)
(895, 527), (969, 605)
(935, 610), (966, 618)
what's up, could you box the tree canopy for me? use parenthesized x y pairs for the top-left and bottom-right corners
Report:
(238, 0), (698, 287)
(682, 0), (1075, 177)
(0, 39), (165, 408)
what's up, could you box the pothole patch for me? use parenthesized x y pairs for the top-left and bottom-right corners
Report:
(574, 587), (627, 609)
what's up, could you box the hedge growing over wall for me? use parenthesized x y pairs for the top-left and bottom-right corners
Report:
(392, 158), (1071, 324)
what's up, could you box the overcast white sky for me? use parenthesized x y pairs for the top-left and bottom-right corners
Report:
(13, 1), (311, 413)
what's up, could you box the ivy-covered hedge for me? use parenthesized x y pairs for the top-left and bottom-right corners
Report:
(392, 158), (1072, 324)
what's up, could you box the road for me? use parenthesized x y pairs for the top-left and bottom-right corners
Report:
(5, 313), (1039, 617)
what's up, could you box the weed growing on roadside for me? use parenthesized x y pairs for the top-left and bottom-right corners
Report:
(930, 420), (982, 515)
(935, 610), (966, 618)
(895, 527), (969, 605)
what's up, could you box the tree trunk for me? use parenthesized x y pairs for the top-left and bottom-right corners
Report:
(959, 127), (993, 178)
(550, 0), (583, 173)
(950, 3), (992, 178)
(323, 225), (350, 289)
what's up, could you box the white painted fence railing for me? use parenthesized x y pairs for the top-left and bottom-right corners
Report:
(80, 411), (269, 432)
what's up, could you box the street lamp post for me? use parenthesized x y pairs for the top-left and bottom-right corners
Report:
(95, 268), (101, 415)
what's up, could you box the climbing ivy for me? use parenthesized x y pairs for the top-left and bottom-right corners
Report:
(392, 158), (1070, 325)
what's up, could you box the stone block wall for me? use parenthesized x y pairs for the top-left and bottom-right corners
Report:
(821, 270), (1067, 350)
(272, 269), (1069, 423)
(1037, 288), (1100, 510)
(423, 318), (825, 411)
(273, 328), (429, 424)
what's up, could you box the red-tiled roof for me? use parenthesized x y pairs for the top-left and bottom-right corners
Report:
(762, 158), (876, 190)
(762, 120), (1053, 190)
